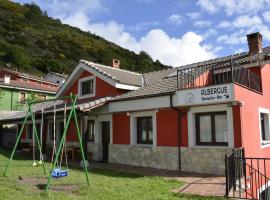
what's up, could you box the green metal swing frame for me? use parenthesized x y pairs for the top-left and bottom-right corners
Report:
(2, 94), (90, 192)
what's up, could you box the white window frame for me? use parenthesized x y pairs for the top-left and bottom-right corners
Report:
(19, 91), (27, 103)
(130, 110), (157, 146)
(84, 116), (97, 144)
(188, 104), (234, 148)
(258, 108), (270, 148)
(78, 76), (96, 99)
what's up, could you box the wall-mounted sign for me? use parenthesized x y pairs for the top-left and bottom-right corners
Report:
(175, 83), (234, 106)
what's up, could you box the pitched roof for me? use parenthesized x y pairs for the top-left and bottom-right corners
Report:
(0, 68), (59, 85)
(80, 60), (143, 87)
(0, 79), (58, 93)
(112, 46), (270, 102)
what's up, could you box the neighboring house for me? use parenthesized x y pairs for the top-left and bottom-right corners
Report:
(1, 32), (270, 198)
(44, 71), (68, 85)
(0, 68), (59, 110)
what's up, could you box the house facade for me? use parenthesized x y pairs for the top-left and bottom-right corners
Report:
(1, 32), (270, 189)
(0, 68), (59, 110)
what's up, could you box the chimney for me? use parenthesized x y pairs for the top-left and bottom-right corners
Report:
(112, 59), (120, 68)
(247, 32), (263, 54)
(4, 75), (10, 84)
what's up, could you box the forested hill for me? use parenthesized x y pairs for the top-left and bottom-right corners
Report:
(0, 0), (170, 76)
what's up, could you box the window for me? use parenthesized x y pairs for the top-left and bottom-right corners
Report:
(260, 112), (270, 142)
(260, 186), (270, 200)
(81, 80), (94, 96)
(19, 92), (26, 104)
(27, 124), (33, 140)
(48, 122), (55, 141)
(26, 123), (40, 140)
(195, 112), (228, 146)
(87, 120), (95, 142)
(78, 77), (95, 98)
(37, 94), (46, 100)
(137, 116), (153, 144)
(36, 81), (42, 86)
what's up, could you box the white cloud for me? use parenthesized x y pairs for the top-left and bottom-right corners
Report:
(217, 31), (246, 45)
(263, 11), (270, 23)
(63, 12), (216, 67)
(232, 15), (262, 28)
(168, 14), (182, 25)
(193, 20), (212, 28)
(218, 20), (231, 28)
(197, 0), (270, 15)
(186, 12), (201, 20)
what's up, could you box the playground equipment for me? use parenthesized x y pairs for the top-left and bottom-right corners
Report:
(2, 94), (90, 192)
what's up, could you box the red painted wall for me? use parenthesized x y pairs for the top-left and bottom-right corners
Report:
(156, 109), (188, 147)
(66, 120), (80, 142)
(113, 113), (130, 144)
(234, 64), (270, 158)
(232, 105), (242, 148)
(64, 71), (123, 98)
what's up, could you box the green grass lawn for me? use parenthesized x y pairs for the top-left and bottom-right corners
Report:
(0, 149), (225, 200)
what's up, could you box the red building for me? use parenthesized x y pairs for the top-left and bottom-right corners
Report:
(1, 32), (270, 199)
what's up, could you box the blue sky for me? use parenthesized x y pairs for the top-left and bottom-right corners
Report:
(13, 0), (270, 67)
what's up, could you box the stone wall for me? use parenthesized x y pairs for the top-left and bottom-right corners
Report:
(88, 143), (103, 161)
(109, 144), (232, 175)
(109, 144), (178, 170)
(181, 147), (233, 175)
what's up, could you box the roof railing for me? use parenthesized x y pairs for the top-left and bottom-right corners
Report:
(176, 60), (262, 93)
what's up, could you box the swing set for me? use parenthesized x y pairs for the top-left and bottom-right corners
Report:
(2, 94), (90, 192)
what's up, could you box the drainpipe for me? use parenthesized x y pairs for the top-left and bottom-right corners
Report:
(169, 93), (188, 172)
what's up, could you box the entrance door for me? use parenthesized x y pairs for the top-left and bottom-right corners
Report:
(101, 121), (110, 162)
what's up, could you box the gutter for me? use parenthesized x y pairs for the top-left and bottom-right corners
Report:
(169, 93), (188, 172)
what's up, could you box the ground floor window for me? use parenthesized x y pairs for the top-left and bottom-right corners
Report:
(87, 120), (95, 142)
(137, 116), (153, 144)
(260, 186), (270, 200)
(26, 124), (33, 140)
(260, 112), (270, 142)
(195, 111), (228, 146)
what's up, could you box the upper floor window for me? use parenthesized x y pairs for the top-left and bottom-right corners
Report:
(137, 116), (153, 145)
(195, 112), (228, 146)
(37, 94), (46, 101)
(78, 76), (95, 98)
(19, 92), (26, 104)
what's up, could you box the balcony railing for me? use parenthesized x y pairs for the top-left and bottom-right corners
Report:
(177, 61), (262, 93)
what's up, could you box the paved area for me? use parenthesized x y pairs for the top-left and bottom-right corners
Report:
(89, 162), (226, 197)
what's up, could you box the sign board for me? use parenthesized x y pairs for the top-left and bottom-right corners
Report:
(174, 83), (234, 106)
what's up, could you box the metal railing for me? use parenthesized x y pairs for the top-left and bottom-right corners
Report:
(225, 148), (270, 199)
(177, 61), (262, 93)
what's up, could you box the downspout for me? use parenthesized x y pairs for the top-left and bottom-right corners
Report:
(169, 93), (182, 172)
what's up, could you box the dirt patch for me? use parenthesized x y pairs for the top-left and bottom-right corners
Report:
(17, 176), (80, 194)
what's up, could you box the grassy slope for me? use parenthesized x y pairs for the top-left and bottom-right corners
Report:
(0, 0), (170, 76)
(0, 149), (225, 200)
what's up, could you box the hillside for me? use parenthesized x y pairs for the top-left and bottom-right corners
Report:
(0, 0), (170, 75)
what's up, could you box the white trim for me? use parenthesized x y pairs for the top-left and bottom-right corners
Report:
(129, 110), (157, 146)
(115, 83), (140, 90)
(78, 76), (96, 99)
(85, 114), (113, 144)
(19, 91), (27, 104)
(0, 84), (56, 94)
(84, 115), (97, 143)
(258, 180), (270, 199)
(187, 104), (234, 148)
(258, 107), (270, 149)
(109, 96), (170, 112)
